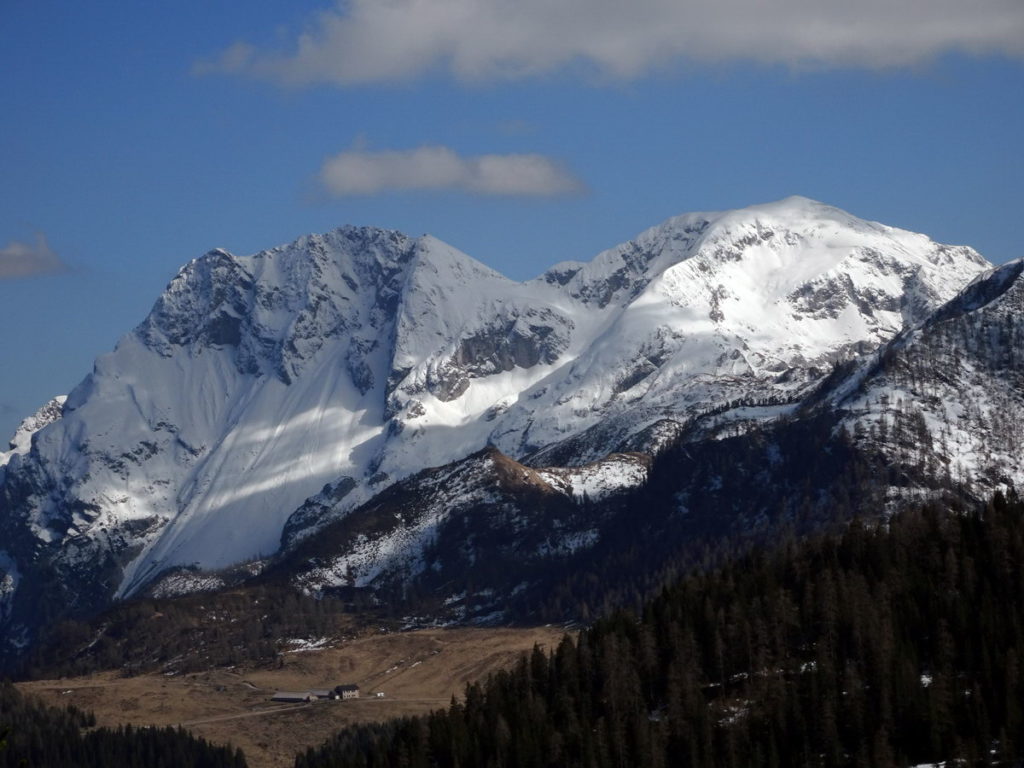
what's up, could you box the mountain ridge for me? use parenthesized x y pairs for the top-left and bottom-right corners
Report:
(0, 197), (1001, 664)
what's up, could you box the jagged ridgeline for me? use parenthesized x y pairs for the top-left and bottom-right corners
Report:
(297, 493), (1024, 768)
(5, 196), (1024, 668)
(0, 681), (246, 767)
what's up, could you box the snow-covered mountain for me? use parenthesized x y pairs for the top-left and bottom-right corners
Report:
(0, 196), (996, 655)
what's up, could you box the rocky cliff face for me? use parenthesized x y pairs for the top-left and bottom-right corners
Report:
(0, 197), (997, 659)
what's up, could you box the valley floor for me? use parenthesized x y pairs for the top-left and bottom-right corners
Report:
(17, 625), (569, 768)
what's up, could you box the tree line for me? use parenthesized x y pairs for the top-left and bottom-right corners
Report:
(19, 584), (368, 679)
(0, 681), (246, 767)
(298, 490), (1024, 767)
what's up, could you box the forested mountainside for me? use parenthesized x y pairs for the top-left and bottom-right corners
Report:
(298, 491), (1024, 768)
(0, 681), (247, 767)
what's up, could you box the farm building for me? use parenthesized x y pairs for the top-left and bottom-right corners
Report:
(271, 685), (361, 702)
(271, 691), (316, 703)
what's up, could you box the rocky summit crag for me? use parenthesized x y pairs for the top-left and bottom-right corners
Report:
(3, 196), (1017, 662)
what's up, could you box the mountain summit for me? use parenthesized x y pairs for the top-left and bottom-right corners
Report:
(0, 198), (992, 656)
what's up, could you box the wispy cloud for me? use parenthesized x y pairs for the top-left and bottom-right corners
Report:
(195, 0), (1024, 87)
(317, 145), (584, 197)
(0, 234), (68, 280)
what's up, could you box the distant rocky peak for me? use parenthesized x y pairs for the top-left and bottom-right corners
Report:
(0, 395), (66, 467)
(131, 227), (422, 385)
(139, 248), (253, 352)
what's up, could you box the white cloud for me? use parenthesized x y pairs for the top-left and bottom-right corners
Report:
(317, 145), (584, 196)
(195, 0), (1024, 86)
(0, 235), (67, 280)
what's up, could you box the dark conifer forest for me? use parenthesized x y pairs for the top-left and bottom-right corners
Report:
(0, 681), (246, 767)
(297, 492), (1024, 768)
(20, 586), (359, 679)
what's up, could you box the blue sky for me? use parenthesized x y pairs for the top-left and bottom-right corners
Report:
(2, 0), (1022, 438)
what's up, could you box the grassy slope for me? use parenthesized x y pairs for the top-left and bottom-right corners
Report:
(17, 625), (568, 768)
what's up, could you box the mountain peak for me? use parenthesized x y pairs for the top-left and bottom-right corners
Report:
(641, 195), (847, 238)
(0, 203), (996, 652)
(405, 234), (510, 286)
(732, 194), (848, 219)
